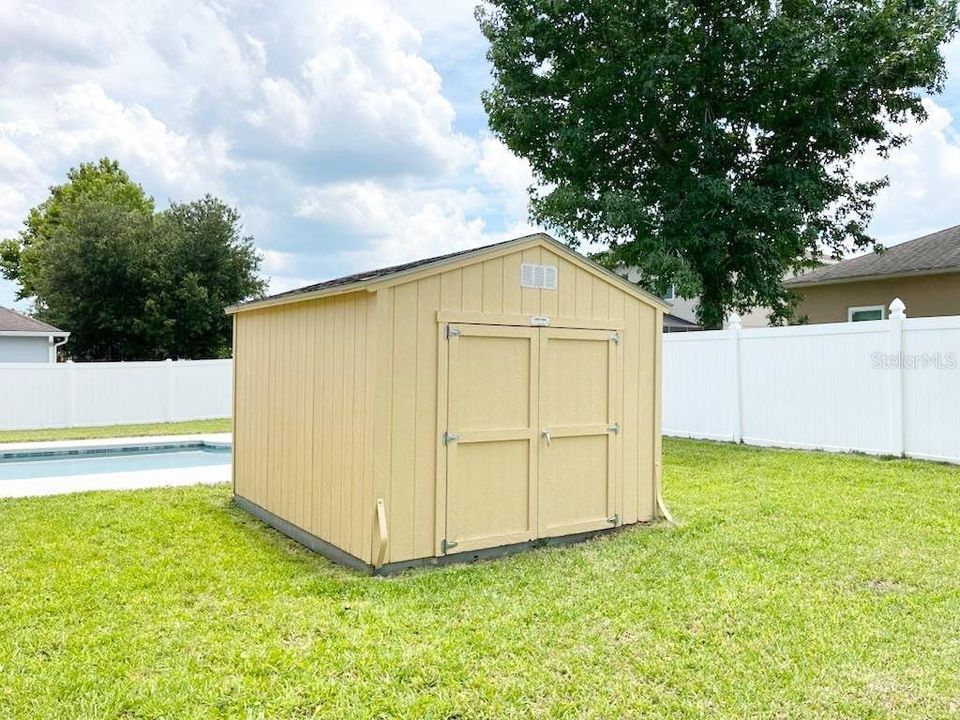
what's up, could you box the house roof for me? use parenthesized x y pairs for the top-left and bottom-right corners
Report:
(0, 306), (64, 334)
(786, 224), (960, 287)
(228, 232), (670, 314)
(663, 313), (699, 329)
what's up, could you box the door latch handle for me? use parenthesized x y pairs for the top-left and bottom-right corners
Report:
(542, 429), (551, 446)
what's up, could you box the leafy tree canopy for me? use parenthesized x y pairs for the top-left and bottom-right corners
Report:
(0, 158), (154, 300)
(0, 159), (266, 360)
(478, 0), (959, 326)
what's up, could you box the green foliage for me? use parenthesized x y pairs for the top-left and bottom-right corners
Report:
(161, 196), (266, 359)
(0, 159), (154, 300)
(478, 0), (959, 327)
(3, 440), (960, 716)
(0, 159), (266, 360)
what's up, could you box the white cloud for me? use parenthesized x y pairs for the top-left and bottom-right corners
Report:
(477, 136), (535, 217)
(0, 0), (536, 309)
(243, 2), (474, 178)
(857, 97), (960, 246)
(295, 179), (535, 273)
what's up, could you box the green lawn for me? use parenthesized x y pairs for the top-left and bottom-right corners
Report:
(2, 439), (960, 718)
(0, 418), (232, 444)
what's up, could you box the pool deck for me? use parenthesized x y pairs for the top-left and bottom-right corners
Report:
(0, 434), (232, 499)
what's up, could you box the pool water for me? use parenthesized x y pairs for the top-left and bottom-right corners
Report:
(0, 446), (231, 481)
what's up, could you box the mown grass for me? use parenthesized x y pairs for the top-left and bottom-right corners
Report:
(2, 439), (960, 718)
(0, 418), (231, 444)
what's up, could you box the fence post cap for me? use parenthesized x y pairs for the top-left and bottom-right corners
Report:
(889, 298), (906, 319)
(727, 312), (742, 330)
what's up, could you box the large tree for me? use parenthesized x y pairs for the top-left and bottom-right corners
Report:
(162, 196), (266, 359)
(0, 158), (154, 302)
(478, 0), (959, 327)
(0, 160), (266, 360)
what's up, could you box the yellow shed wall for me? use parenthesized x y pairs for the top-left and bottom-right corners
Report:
(233, 292), (377, 564)
(373, 244), (661, 564)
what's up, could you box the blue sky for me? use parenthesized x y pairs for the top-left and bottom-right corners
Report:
(1, 1), (959, 311)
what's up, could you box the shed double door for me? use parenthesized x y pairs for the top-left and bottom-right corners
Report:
(442, 323), (620, 554)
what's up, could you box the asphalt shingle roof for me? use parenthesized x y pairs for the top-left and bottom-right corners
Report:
(260, 237), (521, 305)
(0, 306), (63, 333)
(787, 224), (960, 286)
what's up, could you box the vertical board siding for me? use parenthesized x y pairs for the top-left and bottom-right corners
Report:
(502, 253), (522, 314)
(233, 292), (375, 563)
(482, 258), (504, 314)
(414, 276), (441, 559)
(621, 298), (641, 524)
(635, 302), (657, 521)
(390, 283), (419, 561)
(377, 245), (660, 563)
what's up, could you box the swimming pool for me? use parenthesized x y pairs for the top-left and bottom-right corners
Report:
(0, 436), (232, 498)
(0, 445), (230, 482)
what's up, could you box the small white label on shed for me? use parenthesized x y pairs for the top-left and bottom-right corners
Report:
(520, 263), (558, 290)
(529, 316), (551, 327)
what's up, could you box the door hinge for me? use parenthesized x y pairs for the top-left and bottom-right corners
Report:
(608, 422), (620, 434)
(609, 332), (620, 344)
(441, 538), (458, 553)
(445, 325), (460, 339)
(442, 430), (460, 445)
(607, 513), (619, 525)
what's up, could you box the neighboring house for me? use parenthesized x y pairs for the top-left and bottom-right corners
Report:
(786, 224), (960, 323)
(620, 270), (779, 331)
(0, 307), (69, 363)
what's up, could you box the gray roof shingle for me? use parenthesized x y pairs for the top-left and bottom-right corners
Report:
(787, 224), (960, 286)
(260, 237), (521, 305)
(0, 306), (64, 333)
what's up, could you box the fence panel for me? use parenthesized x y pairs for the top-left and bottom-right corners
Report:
(739, 323), (889, 454)
(0, 359), (232, 431)
(663, 306), (960, 465)
(902, 316), (960, 463)
(662, 331), (735, 441)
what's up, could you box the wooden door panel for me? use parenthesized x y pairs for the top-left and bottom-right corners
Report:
(444, 324), (538, 553)
(539, 328), (619, 537)
(540, 435), (610, 535)
(446, 439), (532, 551)
(454, 332), (533, 431)
(540, 335), (610, 425)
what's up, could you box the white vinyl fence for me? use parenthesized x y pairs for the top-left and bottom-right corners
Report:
(0, 359), (232, 431)
(664, 300), (960, 465)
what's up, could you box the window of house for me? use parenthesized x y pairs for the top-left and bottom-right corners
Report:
(662, 285), (676, 301)
(848, 305), (885, 322)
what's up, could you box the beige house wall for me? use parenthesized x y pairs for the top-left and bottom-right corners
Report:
(794, 271), (960, 324)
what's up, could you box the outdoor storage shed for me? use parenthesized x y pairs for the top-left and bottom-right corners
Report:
(228, 233), (668, 574)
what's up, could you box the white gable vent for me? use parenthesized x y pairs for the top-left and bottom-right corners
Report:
(520, 263), (558, 290)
